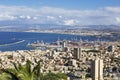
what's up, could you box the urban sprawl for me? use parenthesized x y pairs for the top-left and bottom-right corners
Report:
(0, 40), (120, 80)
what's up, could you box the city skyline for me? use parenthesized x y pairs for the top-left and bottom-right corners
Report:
(0, 0), (120, 25)
(0, 1), (120, 80)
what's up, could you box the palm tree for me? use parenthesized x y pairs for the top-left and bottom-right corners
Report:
(1, 69), (19, 80)
(18, 60), (34, 80)
(0, 69), (19, 80)
(1, 59), (42, 80)
(1, 59), (68, 80)
(33, 59), (43, 80)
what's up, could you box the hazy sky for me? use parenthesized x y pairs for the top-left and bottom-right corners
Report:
(0, 0), (120, 9)
(0, 0), (120, 25)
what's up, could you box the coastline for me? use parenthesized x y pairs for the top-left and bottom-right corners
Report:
(0, 31), (111, 36)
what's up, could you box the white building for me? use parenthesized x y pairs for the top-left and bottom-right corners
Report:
(91, 58), (103, 80)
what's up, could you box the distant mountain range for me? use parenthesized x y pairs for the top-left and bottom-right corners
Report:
(0, 21), (120, 32)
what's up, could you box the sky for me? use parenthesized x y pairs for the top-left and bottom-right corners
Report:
(0, 0), (120, 25)
(0, 0), (120, 9)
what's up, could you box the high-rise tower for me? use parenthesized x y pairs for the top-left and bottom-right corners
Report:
(91, 58), (103, 80)
(73, 47), (81, 60)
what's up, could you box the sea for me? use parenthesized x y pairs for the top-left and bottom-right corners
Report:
(0, 32), (114, 52)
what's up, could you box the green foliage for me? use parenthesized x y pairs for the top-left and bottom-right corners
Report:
(0, 72), (12, 80)
(1, 69), (19, 80)
(33, 60), (43, 80)
(43, 72), (67, 80)
(56, 72), (68, 80)
(0, 59), (68, 80)
(43, 72), (59, 80)
(1, 60), (39, 80)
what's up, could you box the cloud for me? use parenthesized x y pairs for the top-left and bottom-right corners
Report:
(116, 17), (120, 23)
(19, 15), (26, 19)
(0, 5), (120, 25)
(47, 16), (55, 20)
(26, 16), (31, 19)
(64, 19), (75, 25)
(33, 17), (38, 20)
(0, 14), (16, 21)
(105, 7), (120, 13)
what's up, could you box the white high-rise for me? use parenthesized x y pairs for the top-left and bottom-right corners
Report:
(91, 58), (103, 80)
